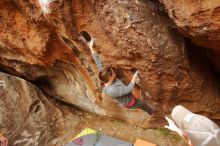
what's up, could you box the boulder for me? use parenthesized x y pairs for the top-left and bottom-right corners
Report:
(160, 0), (220, 71)
(0, 0), (220, 128)
(0, 72), (80, 146)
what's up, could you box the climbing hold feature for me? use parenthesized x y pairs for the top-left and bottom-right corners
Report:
(0, 80), (5, 89)
(79, 31), (91, 42)
(38, 0), (54, 14)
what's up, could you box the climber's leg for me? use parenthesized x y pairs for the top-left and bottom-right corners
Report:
(129, 99), (154, 115)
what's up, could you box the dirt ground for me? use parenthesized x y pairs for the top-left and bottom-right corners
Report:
(61, 105), (188, 146)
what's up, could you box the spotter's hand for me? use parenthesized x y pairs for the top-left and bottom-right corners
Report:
(164, 116), (179, 132)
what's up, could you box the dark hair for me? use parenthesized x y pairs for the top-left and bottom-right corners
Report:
(98, 67), (113, 86)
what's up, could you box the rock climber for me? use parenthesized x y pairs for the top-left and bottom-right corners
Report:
(79, 31), (154, 115)
(165, 105), (220, 146)
(0, 131), (8, 146)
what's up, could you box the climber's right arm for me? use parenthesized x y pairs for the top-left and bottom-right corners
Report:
(92, 53), (104, 71)
(87, 38), (104, 71)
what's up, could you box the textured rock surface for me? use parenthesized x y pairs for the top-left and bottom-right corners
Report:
(0, 72), (187, 146)
(0, 72), (80, 146)
(0, 0), (220, 130)
(160, 0), (220, 71)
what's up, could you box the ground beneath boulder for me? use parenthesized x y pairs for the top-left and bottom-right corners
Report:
(60, 105), (187, 146)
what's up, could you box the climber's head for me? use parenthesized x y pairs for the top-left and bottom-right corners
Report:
(99, 67), (116, 86)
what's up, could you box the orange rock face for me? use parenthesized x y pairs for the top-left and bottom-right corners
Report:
(160, 0), (220, 71)
(0, 72), (81, 146)
(0, 0), (220, 128)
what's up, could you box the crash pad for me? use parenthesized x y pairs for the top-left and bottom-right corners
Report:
(134, 139), (156, 146)
(65, 128), (132, 146)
